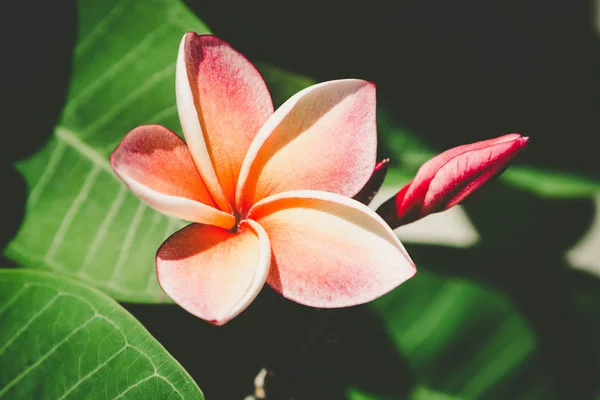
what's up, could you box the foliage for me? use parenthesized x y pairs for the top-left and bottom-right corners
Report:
(0, 269), (202, 399)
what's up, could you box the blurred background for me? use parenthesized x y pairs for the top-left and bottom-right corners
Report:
(2, 0), (600, 399)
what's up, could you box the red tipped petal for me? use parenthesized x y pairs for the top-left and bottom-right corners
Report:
(156, 220), (270, 325)
(176, 33), (274, 211)
(249, 190), (416, 308)
(236, 79), (377, 214)
(110, 125), (235, 228)
(377, 134), (529, 228)
(353, 158), (390, 205)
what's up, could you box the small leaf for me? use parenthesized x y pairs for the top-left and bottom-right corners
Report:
(257, 63), (316, 107)
(501, 167), (600, 198)
(0, 268), (203, 399)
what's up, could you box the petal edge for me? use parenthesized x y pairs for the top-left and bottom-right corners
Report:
(110, 125), (235, 228)
(236, 79), (377, 213)
(249, 190), (416, 308)
(156, 220), (270, 325)
(176, 33), (274, 211)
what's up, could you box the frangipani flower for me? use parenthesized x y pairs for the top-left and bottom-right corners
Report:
(377, 134), (529, 228)
(110, 33), (416, 325)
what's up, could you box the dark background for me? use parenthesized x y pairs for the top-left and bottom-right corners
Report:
(2, 1), (600, 399)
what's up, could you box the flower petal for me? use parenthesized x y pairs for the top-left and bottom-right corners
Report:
(176, 33), (274, 211)
(156, 220), (271, 325)
(236, 80), (377, 214)
(110, 125), (235, 229)
(248, 190), (415, 308)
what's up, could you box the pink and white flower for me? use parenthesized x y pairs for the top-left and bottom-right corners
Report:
(110, 33), (416, 325)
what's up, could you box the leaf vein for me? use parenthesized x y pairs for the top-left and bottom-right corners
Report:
(66, 22), (174, 116)
(0, 315), (98, 397)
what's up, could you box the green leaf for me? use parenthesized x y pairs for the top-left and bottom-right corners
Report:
(0, 268), (203, 399)
(339, 270), (541, 400)
(349, 385), (466, 400)
(370, 271), (539, 399)
(5, 0), (209, 302)
(407, 386), (466, 400)
(501, 167), (600, 198)
(256, 63), (316, 107)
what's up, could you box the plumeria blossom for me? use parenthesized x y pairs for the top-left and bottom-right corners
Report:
(377, 134), (529, 228)
(110, 33), (416, 325)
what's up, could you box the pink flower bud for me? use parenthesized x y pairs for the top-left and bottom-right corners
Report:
(377, 134), (529, 228)
(354, 159), (390, 205)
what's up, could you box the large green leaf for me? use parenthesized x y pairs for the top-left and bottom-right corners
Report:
(5, 0), (207, 302)
(0, 268), (203, 399)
